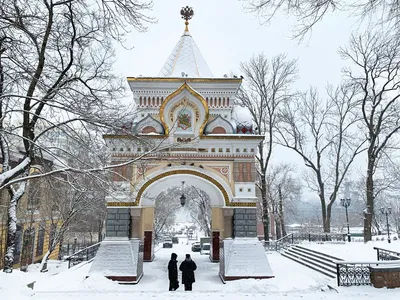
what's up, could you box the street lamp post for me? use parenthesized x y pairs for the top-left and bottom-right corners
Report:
(380, 207), (392, 244)
(340, 183), (351, 242)
(180, 181), (186, 206)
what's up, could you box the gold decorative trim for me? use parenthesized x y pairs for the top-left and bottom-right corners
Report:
(103, 134), (264, 140)
(127, 77), (242, 83)
(108, 202), (136, 207)
(201, 135), (265, 140)
(159, 82), (209, 137)
(136, 169), (227, 205)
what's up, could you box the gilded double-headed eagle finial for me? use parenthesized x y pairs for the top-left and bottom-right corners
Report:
(180, 6), (194, 31)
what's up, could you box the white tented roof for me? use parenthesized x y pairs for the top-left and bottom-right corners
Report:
(158, 29), (213, 78)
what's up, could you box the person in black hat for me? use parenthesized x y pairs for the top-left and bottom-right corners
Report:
(179, 253), (197, 291)
(168, 253), (179, 291)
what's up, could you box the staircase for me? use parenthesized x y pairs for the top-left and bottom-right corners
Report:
(281, 245), (343, 278)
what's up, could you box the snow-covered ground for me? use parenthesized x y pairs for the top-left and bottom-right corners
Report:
(1, 238), (400, 299)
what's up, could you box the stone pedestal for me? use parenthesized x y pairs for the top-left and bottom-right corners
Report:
(219, 238), (274, 282)
(370, 266), (400, 288)
(89, 238), (144, 283)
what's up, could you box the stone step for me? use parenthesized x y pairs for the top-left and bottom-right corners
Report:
(281, 252), (336, 278)
(295, 245), (343, 261)
(287, 247), (337, 269)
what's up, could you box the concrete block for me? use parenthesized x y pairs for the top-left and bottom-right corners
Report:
(248, 226), (257, 233)
(246, 219), (257, 226)
(235, 214), (244, 220)
(107, 220), (118, 226)
(234, 220), (246, 226)
(117, 214), (130, 221)
(119, 225), (128, 231)
(235, 226), (244, 231)
(106, 225), (115, 231)
(245, 208), (257, 214)
(107, 213), (116, 220)
(234, 208), (246, 214)
(246, 232), (257, 237)
(107, 208), (119, 214)
(235, 231), (247, 237)
(107, 231), (117, 237)
(117, 208), (130, 214)
(117, 231), (128, 237)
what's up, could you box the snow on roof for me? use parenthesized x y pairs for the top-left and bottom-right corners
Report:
(158, 29), (213, 78)
(232, 106), (253, 126)
(224, 238), (274, 277)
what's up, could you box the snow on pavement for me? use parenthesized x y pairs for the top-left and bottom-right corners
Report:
(2, 239), (400, 299)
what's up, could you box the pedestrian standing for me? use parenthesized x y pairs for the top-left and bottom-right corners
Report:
(168, 253), (179, 291)
(179, 253), (197, 291)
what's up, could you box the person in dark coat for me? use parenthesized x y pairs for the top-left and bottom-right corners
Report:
(179, 253), (197, 291)
(168, 253), (179, 291)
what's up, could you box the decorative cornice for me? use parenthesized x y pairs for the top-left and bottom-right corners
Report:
(127, 77), (242, 83)
(103, 134), (264, 140)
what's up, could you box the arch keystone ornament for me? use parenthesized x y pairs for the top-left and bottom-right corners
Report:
(93, 6), (273, 283)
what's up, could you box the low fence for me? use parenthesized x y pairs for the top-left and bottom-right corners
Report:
(264, 232), (347, 252)
(336, 260), (400, 287)
(64, 242), (101, 268)
(374, 247), (400, 261)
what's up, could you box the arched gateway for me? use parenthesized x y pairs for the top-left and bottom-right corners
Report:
(90, 7), (273, 283)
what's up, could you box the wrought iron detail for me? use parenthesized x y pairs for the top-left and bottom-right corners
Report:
(374, 247), (400, 261)
(336, 263), (371, 286)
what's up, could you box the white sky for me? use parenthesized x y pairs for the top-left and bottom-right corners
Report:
(114, 0), (360, 91)
(112, 0), (366, 201)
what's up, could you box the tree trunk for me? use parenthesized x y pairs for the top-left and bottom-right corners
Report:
(364, 157), (375, 242)
(261, 174), (270, 241)
(278, 187), (286, 236)
(3, 184), (26, 273)
(325, 202), (333, 234)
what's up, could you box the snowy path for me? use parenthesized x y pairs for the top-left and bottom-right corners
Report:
(3, 240), (400, 299)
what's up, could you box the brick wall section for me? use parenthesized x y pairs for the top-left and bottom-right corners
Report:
(233, 208), (257, 238)
(370, 267), (400, 288)
(106, 208), (130, 237)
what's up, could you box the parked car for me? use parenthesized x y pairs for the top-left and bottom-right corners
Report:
(191, 242), (201, 252)
(163, 239), (173, 248)
(172, 236), (179, 244)
(200, 243), (210, 255)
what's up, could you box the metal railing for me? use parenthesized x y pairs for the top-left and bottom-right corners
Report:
(336, 260), (400, 287)
(374, 247), (400, 261)
(264, 233), (294, 251)
(264, 232), (346, 251)
(64, 242), (101, 268)
(336, 261), (372, 286)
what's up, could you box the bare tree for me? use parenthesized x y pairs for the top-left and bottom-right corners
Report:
(266, 163), (301, 239)
(185, 185), (211, 237)
(237, 53), (298, 241)
(277, 84), (365, 232)
(0, 0), (154, 273)
(244, 0), (400, 39)
(153, 187), (181, 241)
(37, 172), (108, 271)
(339, 31), (400, 242)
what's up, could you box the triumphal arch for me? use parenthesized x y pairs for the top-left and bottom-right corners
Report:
(90, 7), (273, 283)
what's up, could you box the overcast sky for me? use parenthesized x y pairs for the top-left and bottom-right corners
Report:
(113, 0), (365, 200)
(114, 0), (361, 90)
